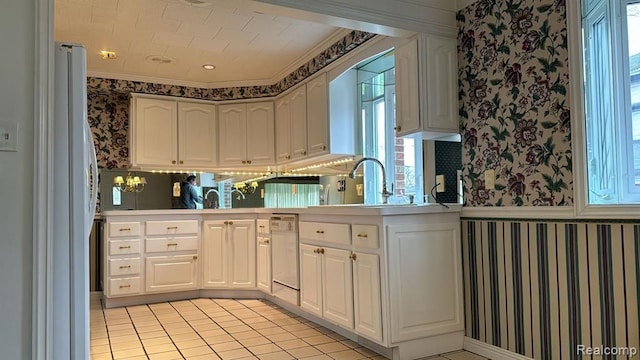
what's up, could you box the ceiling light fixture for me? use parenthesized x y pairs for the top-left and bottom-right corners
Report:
(100, 50), (117, 60)
(113, 172), (146, 193)
(202, 64), (216, 70)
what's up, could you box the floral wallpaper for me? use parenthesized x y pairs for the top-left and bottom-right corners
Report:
(88, 30), (375, 170)
(457, 0), (572, 206)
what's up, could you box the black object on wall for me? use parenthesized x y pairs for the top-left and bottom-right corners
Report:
(434, 141), (462, 204)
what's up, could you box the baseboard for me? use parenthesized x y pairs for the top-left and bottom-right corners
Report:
(90, 291), (102, 300)
(463, 337), (534, 360)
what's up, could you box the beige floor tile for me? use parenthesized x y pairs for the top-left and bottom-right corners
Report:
(141, 336), (173, 347)
(197, 329), (226, 338)
(442, 351), (488, 360)
(136, 324), (165, 334)
(238, 336), (271, 347)
(247, 343), (282, 355)
(170, 332), (202, 342)
(422, 357), (449, 360)
(180, 345), (215, 357)
(109, 335), (140, 344)
(91, 338), (110, 346)
(147, 351), (184, 360)
(256, 327), (286, 336)
(314, 341), (349, 353)
(203, 334), (235, 345)
(139, 330), (169, 340)
(265, 332), (296, 342)
(281, 323), (312, 332)
(217, 347), (253, 360)
(109, 329), (138, 338)
(108, 323), (136, 332)
(210, 341), (244, 353)
(297, 355), (333, 360)
(110, 341), (144, 352)
(145, 342), (178, 354)
(338, 340), (359, 349)
(302, 335), (335, 345)
(325, 349), (368, 360)
(186, 354), (222, 360)
(175, 338), (207, 350)
(225, 325), (252, 333)
(111, 347), (145, 359)
(275, 338), (309, 350)
(231, 330), (261, 340)
(256, 351), (294, 360)
(90, 352), (114, 360)
(295, 328), (323, 338)
(166, 327), (198, 336)
(249, 322), (276, 330)
(91, 344), (112, 355)
(353, 346), (381, 357)
(286, 346), (323, 358)
(118, 356), (148, 360)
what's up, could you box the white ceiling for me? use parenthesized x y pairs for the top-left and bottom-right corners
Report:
(54, 0), (352, 87)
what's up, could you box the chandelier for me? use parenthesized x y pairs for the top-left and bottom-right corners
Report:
(233, 181), (258, 195)
(113, 173), (147, 193)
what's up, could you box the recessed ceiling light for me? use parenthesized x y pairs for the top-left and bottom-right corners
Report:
(100, 50), (117, 60)
(179, 0), (212, 7)
(146, 55), (174, 64)
(202, 64), (216, 70)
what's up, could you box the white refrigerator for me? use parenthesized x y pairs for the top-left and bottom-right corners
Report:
(52, 42), (98, 359)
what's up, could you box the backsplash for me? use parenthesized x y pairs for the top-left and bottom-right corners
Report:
(87, 30), (375, 170)
(462, 218), (640, 359)
(457, 0), (572, 207)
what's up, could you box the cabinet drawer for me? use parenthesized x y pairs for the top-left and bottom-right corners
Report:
(109, 222), (140, 237)
(108, 277), (141, 297)
(108, 239), (141, 255)
(108, 258), (141, 276)
(299, 221), (350, 245)
(145, 236), (198, 253)
(146, 220), (198, 235)
(351, 225), (379, 249)
(257, 219), (270, 234)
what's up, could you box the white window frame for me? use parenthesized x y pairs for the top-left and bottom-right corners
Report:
(569, 0), (640, 217)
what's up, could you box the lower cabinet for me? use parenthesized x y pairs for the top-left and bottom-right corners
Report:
(352, 252), (383, 342)
(256, 235), (271, 293)
(300, 244), (354, 329)
(145, 255), (198, 293)
(202, 220), (256, 288)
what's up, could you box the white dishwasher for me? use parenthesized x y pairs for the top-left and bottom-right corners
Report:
(270, 215), (299, 306)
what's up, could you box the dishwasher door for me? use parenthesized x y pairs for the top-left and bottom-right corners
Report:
(270, 216), (299, 305)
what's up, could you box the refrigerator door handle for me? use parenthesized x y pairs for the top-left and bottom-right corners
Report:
(86, 123), (98, 240)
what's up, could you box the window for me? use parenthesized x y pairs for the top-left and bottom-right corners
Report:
(582, 0), (640, 204)
(357, 55), (423, 204)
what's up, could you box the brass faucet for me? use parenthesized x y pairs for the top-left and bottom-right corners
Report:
(348, 157), (392, 204)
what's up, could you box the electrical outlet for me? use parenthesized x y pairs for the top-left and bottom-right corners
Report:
(485, 169), (495, 190)
(435, 175), (445, 193)
(0, 121), (18, 151)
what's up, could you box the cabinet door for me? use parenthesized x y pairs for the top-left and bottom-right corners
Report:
(424, 35), (458, 132)
(394, 38), (420, 136)
(218, 104), (247, 166)
(387, 222), (463, 342)
(228, 220), (256, 288)
(306, 73), (329, 156)
(178, 102), (217, 167)
(353, 252), (382, 342)
(145, 255), (198, 293)
(322, 247), (353, 329)
(290, 86), (308, 159)
(202, 221), (227, 288)
(256, 236), (271, 293)
(132, 97), (178, 166)
(300, 244), (322, 317)
(275, 97), (292, 162)
(246, 102), (275, 165)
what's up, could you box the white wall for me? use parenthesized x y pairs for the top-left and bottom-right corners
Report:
(0, 1), (35, 359)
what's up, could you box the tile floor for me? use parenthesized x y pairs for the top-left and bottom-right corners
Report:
(90, 296), (488, 360)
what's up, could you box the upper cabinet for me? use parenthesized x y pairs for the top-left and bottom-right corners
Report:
(275, 85), (307, 162)
(218, 101), (275, 167)
(306, 73), (329, 157)
(395, 34), (460, 140)
(130, 95), (217, 169)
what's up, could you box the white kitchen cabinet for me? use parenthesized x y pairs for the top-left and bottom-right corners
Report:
(276, 85), (307, 162)
(104, 220), (143, 298)
(352, 252), (382, 342)
(306, 73), (329, 156)
(130, 95), (217, 169)
(394, 35), (459, 140)
(202, 219), (256, 288)
(145, 254), (198, 293)
(256, 219), (271, 293)
(299, 243), (323, 317)
(321, 247), (354, 329)
(218, 102), (275, 167)
(387, 222), (463, 342)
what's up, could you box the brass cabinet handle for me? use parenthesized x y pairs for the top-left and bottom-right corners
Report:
(242, 160), (247, 164)
(356, 233), (368, 238)
(193, 255), (198, 260)
(394, 125), (402, 132)
(319, 248), (325, 254)
(119, 245), (131, 249)
(349, 252), (357, 261)
(321, 145), (326, 150)
(315, 230), (325, 234)
(119, 228), (131, 231)
(119, 285), (131, 289)
(179, 160), (184, 164)
(167, 226), (178, 230)
(167, 243), (178, 246)
(119, 265), (131, 269)
(247, 160), (252, 164)
(286, 155), (291, 159)
(313, 248), (319, 254)
(228, 221), (234, 225)
(302, 151), (307, 155)
(263, 240), (270, 244)
(172, 160), (177, 164)
(224, 221), (228, 225)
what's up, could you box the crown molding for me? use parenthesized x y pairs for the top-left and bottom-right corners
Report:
(86, 71), (274, 89)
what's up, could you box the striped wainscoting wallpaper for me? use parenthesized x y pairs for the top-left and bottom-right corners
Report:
(461, 219), (640, 359)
